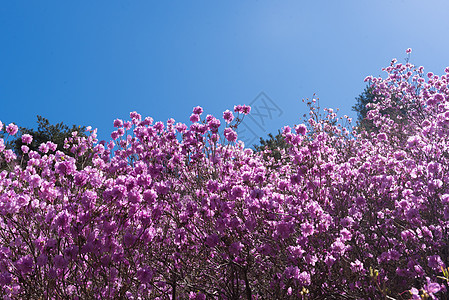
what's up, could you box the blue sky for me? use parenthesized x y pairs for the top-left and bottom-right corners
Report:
(1, 1), (449, 146)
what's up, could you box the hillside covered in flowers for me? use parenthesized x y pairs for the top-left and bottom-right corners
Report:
(0, 52), (448, 299)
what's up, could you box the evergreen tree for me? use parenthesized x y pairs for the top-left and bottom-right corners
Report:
(253, 130), (288, 153)
(1, 116), (89, 169)
(353, 85), (408, 133)
(253, 130), (290, 169)
(352, 85), (377, 132)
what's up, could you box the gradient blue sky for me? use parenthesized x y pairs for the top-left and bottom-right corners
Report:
(1, 1), (449, 146)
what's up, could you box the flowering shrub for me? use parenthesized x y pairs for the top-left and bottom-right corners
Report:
(0, 55), (449, 299)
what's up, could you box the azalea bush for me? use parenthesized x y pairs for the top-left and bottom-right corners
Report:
(0, 51), (449, 299)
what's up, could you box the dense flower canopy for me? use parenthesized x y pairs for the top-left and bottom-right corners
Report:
(0, 52), (449, 299)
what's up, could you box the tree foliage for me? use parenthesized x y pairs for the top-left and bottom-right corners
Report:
(352, 85), (377, 132)
(0, 116), (88, 170)
(253, 130), (290, 168)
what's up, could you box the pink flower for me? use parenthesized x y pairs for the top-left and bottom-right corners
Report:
(153, 121), (165, 132)
(428, 255), (444, 271)
(414, 264), (424, 277)
(223, 110), (234, 123)
(340, 228), (352, 241)
(394, 150), (406, 160)
(117, 128), (125, 136)
(113, 119), (123, 128)
(410, 287), (420, 299)
(223, 128), (237, 142)
(4, 149), (16, 162)
(123, 232), (136, 248)
(234, 104), (251, 115)
(301, 222), (314, 237)
(54, 255), (68, 269)
(47, 141), (57, 152)
(189, 292), (206, 300)
(205, 234), (219, 247)
(424, 277), (441, 296)
(276, 222), (293, 239)
(231, 185), (244, 198)
(38, 143), (49, 153)
(331, 238), (347, 255)
(143, 189), (157, 204)
(207, 117), (221, 133)
(193, 106), (203, 115)
(325, 255), (336, 267)
(350, 259), (364, 273)
(36, 254), (48, 266)
(137, 267), (153, 284)
(406, 48), (412, 54)
(16, 255), (33, 274)
(190, 114), (200, 123)
(433, 93), (444, 103)
(234, 105), (242, 113)
(55, 161), (75, 175)
(130, 111), (141, 124)
(295, 124), (307, 135)
(21, 134), (33, 144)
(124, 121), (132, 130)
(175, 122), (187, 133)
(241, 105), (251, 115)
(111, 131), (119, 140)
(377, 133), (387, 141)
(407, 135), (421, 148)
(6, 123), (18, 136)
(142, 116), (153, 126)
(229, 241), (243, 256)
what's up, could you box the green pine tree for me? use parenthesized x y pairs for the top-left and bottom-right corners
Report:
(253, 130), (291, 168)
(1, 116), (89, 170)
(352, 85), (377, 132)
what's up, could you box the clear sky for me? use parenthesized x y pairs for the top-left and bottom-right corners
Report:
(1, 1), (449, 146)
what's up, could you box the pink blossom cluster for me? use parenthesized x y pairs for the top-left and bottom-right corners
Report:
(0, 55), (449, 299)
